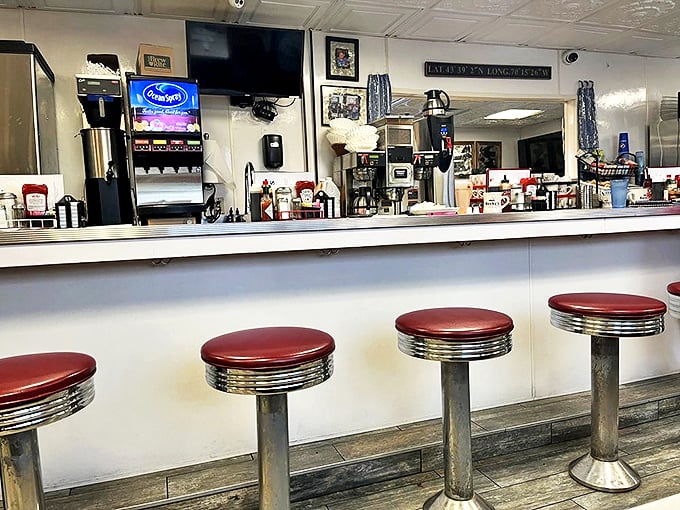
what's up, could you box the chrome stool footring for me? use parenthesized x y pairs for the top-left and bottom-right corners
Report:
(433, 362), (494, 509)
(0, 429), (46, 510)
(257, 393), (290, 510)
(568, 336), (640, 492)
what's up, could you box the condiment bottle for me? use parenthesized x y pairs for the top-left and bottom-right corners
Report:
(22, 183), (48, 217)
(295, 180), (315, 206)
(275, 186), (292, 220)
(500, 175), (512, 212)
(260, 180), (273, 221)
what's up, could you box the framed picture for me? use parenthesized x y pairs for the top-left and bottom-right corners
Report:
(476, 141), (502, 172)
(321, 86), (367, 126)
(326, 36), (359, 81)
(452, 141), (474, 177)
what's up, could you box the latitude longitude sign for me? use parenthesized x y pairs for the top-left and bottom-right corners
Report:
(425, 61), (552, 80)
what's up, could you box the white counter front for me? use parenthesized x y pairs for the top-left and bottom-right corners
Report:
(1, 209), (679, 491)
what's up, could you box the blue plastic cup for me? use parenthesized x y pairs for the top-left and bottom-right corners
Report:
(611, 179), (628, 208)
(618, 132), (629, 155)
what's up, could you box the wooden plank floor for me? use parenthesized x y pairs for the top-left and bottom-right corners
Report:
(25, 373), (680, 510)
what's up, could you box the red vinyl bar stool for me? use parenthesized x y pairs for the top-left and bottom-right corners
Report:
(396, 308), (513, 510)
(667, 282), (680, 318)
(0, 352), (96, 509)
(201, 327), (335, 510)
(549, 293), (666, 492)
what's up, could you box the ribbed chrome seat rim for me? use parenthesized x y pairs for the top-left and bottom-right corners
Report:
(550, 309), (665, 337)
(205, 355), (334, 395)
(0, 378), (95, 435)
(668, 292), (680, 319)
(397, 331), (512, 362)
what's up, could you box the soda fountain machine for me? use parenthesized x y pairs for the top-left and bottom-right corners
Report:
(125, 75), (204, 224)
(76, 54), (134, 225)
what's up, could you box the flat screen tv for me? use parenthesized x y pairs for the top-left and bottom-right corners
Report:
(186, 21), (305, 98)
(128, 77), (201, 134)
(517, 131), (565, 176)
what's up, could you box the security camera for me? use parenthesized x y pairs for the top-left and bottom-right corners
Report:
(562, 50), (579, 65)
(228, 0), (245, 8)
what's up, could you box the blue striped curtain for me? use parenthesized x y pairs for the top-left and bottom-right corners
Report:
(577, 80), (599, 151)
(367, 74), (392, 123)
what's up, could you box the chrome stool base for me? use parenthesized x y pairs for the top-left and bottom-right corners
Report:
(424, 490), (494, 510)
(0, 429), (45, 510)
(569, 453), (640, 493)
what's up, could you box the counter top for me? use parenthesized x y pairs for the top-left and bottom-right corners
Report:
(1, 207), (679, 268)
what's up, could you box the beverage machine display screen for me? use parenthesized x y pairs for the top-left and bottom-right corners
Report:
(128, 79), (200, 134)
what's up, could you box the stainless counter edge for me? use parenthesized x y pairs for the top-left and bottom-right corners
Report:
(1, 207), (679, 246)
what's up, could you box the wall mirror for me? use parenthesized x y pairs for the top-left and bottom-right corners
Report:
(389, 95), (567, 177)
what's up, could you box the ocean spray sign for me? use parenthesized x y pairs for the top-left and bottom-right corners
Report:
(142, 82), (188, 108)
(425, 62), (552, 80)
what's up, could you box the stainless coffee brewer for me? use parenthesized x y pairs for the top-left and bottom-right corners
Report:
(76, 54), (134, 226)
(333, 151), (384, 217)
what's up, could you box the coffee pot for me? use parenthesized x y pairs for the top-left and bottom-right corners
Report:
(351, 188), (377, 217)
(422, 90), (450, 116)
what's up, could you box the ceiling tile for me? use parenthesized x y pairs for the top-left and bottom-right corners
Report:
(431, 0), (529, 16)
(509, 0), (608, 22)
(529, 23), (625, 49)
(32, 0), (130, 12)
(593, 30), (680, 57)
(401, 11), (495, 40)
(140, 0), (227, 20)
(320, 2), (419, 36)
(351, 0), (436, 7)
(638, 11), (680, 35)
(580, 0), (676, 29)
(244, 0), (332, 28)
(465, 18), (560, 45)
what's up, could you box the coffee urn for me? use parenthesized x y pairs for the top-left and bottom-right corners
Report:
(76, 55), (133, 225)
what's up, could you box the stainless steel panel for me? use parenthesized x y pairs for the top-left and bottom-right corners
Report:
(0, 54), (37, 174)
(134, 166), (204, 207)
(649, 118), (680, 168)
(34, 55), (58, 175)
(0, 51), (57, 175)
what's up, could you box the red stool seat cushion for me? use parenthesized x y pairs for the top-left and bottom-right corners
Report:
(201, 327), (335, 370)
(395, 308), (513, 340)
(0, 352), (96, 410)
(668, 282), (680, 296)
(549, 293), (666, 318)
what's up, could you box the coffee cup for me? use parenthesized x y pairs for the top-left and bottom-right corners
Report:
(483, 191), (510, 213)
(455, 186), (472, 214)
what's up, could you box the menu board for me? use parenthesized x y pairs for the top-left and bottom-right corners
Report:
(128, 79), (200, 134)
